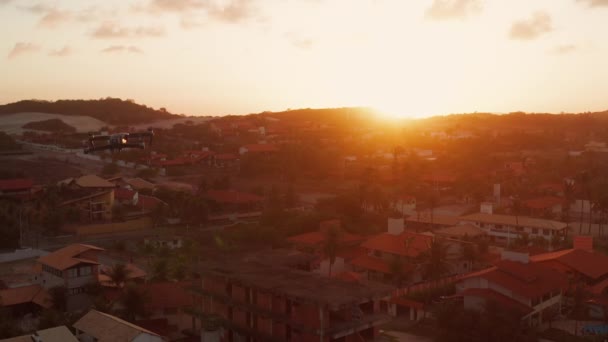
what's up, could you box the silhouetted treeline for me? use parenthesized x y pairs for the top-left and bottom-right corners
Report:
(0, 98), (178, 124)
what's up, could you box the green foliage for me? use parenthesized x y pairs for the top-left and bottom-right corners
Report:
(120, 283), (148, 322)
(106, 263), (132, 288)
(0, 132), (20, 151)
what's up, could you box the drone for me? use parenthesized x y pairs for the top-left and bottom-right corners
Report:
(84, 129), (154, 154)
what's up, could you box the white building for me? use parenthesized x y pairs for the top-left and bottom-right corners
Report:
(459, 213), (568, 244)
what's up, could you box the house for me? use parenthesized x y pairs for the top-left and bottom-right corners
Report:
(206, 190), (264, 219)
(73, 309), (164, 342)
(0, 284), (51, 318)
(530, 236), (608, 295)
(214, 153), (239, 168)
(456, 251), (568, 326)
(57, 175), (117, 223)
(124, 177), (156, 192)
(135, 195), (166, 213)
(114, 188), (139, 206)
(523, 196), (564, 218)
(103, 281), (193, 340)
(0, 326), (78, 342)
(36, 244), (104, 295)
(59, 174), (115, 191)
(0, 178), (35, 199)
(351, 218), (435, 284)
(393, 195), (416, 214)
(459, 213), (568, 244)
(433, 224), (487, 240)
(189, 258), (393, 342)
(238, 143), (279, 155)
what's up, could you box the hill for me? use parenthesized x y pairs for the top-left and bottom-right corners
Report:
(0, 98), (178, 125)
(22, 118), (76, 133)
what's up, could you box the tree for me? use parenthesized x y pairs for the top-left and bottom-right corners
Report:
(152, 258), (169, 281)
(389, 256), (408, 288)
(106, 263), (132, 289)
(462, 243), (480, 270)
(322, 226), (340, 277)
(422, 239), (451, 283)
(120, 283), (148, 322)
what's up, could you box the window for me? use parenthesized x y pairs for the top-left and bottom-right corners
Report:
(79, 266), (92, 276)
(67, 268), (78, 278)
(532, 228), (539, 235)
(496, 224), (503, 229)
(543, 229), (550, 236)
(516, 227), (524, 232)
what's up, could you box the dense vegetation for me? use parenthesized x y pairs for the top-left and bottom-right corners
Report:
(0, 98), (178, 124)
(22, 119), (76, 133)
(0, 132), (20, 151)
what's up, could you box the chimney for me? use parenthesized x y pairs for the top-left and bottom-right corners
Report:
(480, 202), (493, 214)
(501, 250), (529, 264)
(388, 217), (405, 235)
(574, 236), (593, 252)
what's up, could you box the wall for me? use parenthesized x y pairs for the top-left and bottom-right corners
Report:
(0, 248), (48, 263)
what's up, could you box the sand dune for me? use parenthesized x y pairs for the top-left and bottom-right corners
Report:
(0, 112), (108, 134)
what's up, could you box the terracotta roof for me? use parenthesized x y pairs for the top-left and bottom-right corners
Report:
(141, 281), (193, 310)
(530, 248), (608, 280)
(38, 244), (104, 271)
(242, 144), (279, 153)
(59, 190), (113, 207)
(462, 260), (568, 299)
(333, 271), (363, 282)
(524, 196), (564, 209)
(434, 224), (486, 238)
(73, 310), (160, 342)
(351, 255), (391, 274)
(460, 288), (533, 316)
(206, 190), (263, 204)
(361, 231), (433, 257)
(114, 188), (137, 201)
(135, 195), (166, 211)
(0, 178), (33, 191)
(0, 284), (50, 308)
(153, 158), (190, 167)
(125, 178), (155, 190)
(459, 213), (568, 231)
(74, 175), (115, 188)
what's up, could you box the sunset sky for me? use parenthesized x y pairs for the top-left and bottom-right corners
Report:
(1, 0), (608, 118)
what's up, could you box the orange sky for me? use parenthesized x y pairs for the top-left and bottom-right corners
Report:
(2, 0), (608, 117)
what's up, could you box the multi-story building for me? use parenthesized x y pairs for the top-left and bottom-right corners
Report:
(58, 175), (116, 222)
(36, 244), (104, 295)
(456, 251), (568, 326)
(189, 259), (393, 342)
(459, 213), (568, 244)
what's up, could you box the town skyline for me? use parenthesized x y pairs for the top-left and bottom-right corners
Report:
(3, 0), (608, 118)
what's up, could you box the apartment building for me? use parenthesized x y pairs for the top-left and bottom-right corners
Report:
(189, 259), (393, 342)
(459, 213), (568, 244)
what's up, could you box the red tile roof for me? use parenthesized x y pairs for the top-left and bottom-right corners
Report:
(361, 231), (433, 257)
(104, 281), (193, 311)
(135, 195), (165, 211)
(333, 271), (363, 282)
(463, 260), (568, 299)
(0, 284), (50, 308)
(530, 248), (608, 280)
(114, 188), (137, 201)
(206, 190), (263, 204)
(0, 178), (34, 191)
(524, 196), (564, 209)
(460, 288), (533, 316)
(215, 153), (239, 160)
(38, 244), (104, 271)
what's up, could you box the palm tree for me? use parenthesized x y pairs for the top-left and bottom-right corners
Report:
(322, 226), (340, 277)
(106, 263), (132, 289)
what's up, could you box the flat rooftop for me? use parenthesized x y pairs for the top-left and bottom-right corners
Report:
(197, 259), (393, 309)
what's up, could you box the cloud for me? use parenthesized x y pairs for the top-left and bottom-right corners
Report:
(101, 45), (144, 54)
(7, 42), (40, 59)
(38, 9), (72, 28)
(578, 0), (608, 7)
(141, 0), (259, 24)
(425, 0), (482, 20)
(550, 44), (577, 55)
(92, 22), (165, 39)
(49, 46), (72, 57)
(509, 11), (552, 40)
